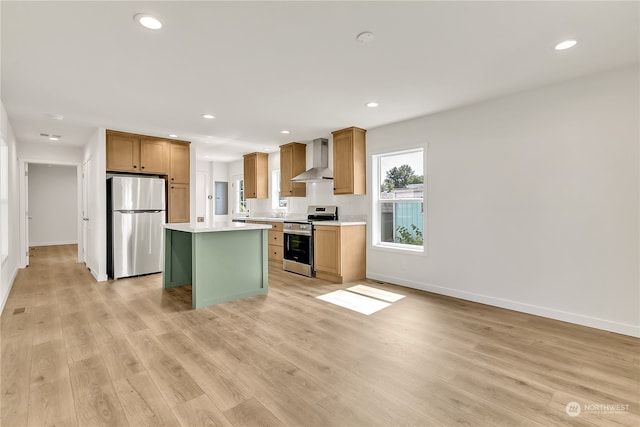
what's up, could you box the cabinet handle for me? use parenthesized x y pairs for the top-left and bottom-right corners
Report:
(141, 166), (145, 169)
(171, 186), (174, 189)
(133, 165), (137, 168)
(171, 177), (174, 181)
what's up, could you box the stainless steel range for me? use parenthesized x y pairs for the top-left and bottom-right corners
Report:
(283, 205), (338, 277)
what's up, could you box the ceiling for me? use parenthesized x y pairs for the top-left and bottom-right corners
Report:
(2, 1), (638, 162)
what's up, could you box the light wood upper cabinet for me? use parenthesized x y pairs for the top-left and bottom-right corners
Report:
(331, 127), (367, 195)
(169, 141), (190, 184)
(314, 224), (366, 283)
(243, 152), (269, 199)
(279, 142), (307, 197)
(107, 130), (172, 175)
(106, 130), (191, 223)
(139, 138), (168, 174)
(106, 132), (140, 172)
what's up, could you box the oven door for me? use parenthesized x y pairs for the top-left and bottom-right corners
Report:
(283, 232), (313, 276)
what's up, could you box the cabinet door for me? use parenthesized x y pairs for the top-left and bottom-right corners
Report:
(314, 226), (340, 275)
(280, 143), (306, 197)
(332, 131), (354, 194)
(290, 143), (307, 197)
(140, 138), (167, 174)
(280, 144), (293, 196)
(244, 154), (257, 198)
(170, 142), (190, 184)
(168, 183), (190, 223)
(106, 133), (139, 172)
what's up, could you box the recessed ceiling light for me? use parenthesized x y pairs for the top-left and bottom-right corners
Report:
(280, 130), (290, 134)
(47, 114), (64, 120)
(202, 114), (215, 119)
(134, 13), (162, 30)
(366, 102), (379, 108)
(555, 40), (577, 50)
(356, 31), (374, 43)
(169, 134), (178, 138)
(49, 136), (59, 141)
(263, 148), (271, 152)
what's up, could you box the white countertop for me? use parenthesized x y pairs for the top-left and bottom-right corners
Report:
(237, 216), (285, 222)
(235, 216), (367, 226)
(313, 221), (367, 226)
(164, 221), (272, 233)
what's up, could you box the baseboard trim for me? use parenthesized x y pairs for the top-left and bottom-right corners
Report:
(30, 240), (78, 247)
(367, 272), (640, 338)
(0, 265), (19, 315)
(89, 266), (108, 282)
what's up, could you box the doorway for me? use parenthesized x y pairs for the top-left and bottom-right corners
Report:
(19, 159), (82, 268)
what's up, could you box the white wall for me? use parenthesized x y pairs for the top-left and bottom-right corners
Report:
(83, 128), (107, 281)
(28, 164), (78, 246)
(18, 141), (83, 164)
(366, 64), (639, 337)
(0, 103), (21, 314)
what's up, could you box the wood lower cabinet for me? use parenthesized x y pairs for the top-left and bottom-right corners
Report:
(280, 142), (306, 197)
(246, 220), (283, 263)
(314, 224), (366, 283)
(267, 222), (283, 262)
(168, 183), (190, 223)
(331, 127), (366, 195)
(243, 152), (269, 199)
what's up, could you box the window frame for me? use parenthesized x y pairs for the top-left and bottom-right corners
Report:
(371, 146), (426, 255)
(232, 174), (247, 216)
(271, 170), (287, 210)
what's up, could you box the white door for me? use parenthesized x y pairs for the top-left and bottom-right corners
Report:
(24, 163), (29, 266)
(82, 160), (88, 263)
(195, 171), (208, 222)
(83, 158), (97, 274)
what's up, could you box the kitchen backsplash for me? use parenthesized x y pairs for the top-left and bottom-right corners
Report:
(245, 180), (368, 219)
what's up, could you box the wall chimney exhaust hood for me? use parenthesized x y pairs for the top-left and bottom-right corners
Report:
(291, 138), (333, 182)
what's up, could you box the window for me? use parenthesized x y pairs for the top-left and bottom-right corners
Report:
(271, 170), (287, 209)
(373, 148), (425, 252)
(233, 175), (247, 215)
(0, 139), (8, 263)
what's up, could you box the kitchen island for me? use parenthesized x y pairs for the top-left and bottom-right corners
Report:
(163, 221), (271, 309)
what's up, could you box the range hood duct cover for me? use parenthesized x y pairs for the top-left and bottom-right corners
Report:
(290, 138), (333, 182)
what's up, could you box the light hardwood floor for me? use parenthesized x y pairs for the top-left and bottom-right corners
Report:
(1, 244), (638, 426)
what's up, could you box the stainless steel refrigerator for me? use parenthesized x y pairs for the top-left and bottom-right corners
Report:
(107, 176), (165, 279)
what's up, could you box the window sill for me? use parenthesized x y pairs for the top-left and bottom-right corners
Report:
(371, 243), (426, 256)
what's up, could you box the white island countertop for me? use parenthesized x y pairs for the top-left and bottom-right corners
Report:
(164, 221), (272, 233)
